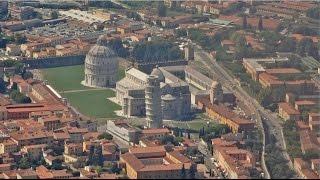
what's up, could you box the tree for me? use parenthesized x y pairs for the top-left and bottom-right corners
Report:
(126, 11), (141, 21)
(257, 87), (271, 105)
(157, 1), (167, 17)
(95, 166), (103, 174)
(51, 160), (63, 170)
(174, 29), (187, 38)
(278, 37), (297, 52)
(0, 79), (6, 93)
(293, 26), (318, 36)
(302, 150), (320, 160)
(243, 15), (247, 29)
(19, 156), (31, 169)
(35, 12), (42, 19)
(132, 40), (182, 62)
(87, 145), (95, 166)
(260, 31), (282, 52)
(222, 2), (245, 14)
(189, 164), (196, 179)
(51, 10), (59, 19)
(22, 71), (33, 80)
(296, 38), (319, 59)
(14, 33), (27, 44)
(97, 132), (113, 140)
(93, 145), (104, 167)
(108, 38), (129, 58)
(306, 7), (320, 20)
(181, 164), (186, 179)
(11, 82), (18, 90)
(258, 16), (263, 31)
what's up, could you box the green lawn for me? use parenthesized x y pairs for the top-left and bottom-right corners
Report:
(42, 65), (126, 92)
(61, 90), (121, 118)
(41, 65), (126, 119)
(42, 65), (90, 92)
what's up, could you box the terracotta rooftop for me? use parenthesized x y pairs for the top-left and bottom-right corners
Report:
(16, 169), (37, 177)
(279, 102), (300, 115)
(259, 72), (283, 85)
(199, 97), (254, 125)
(121, 153), (144, 171)
(295, 100), (316, 106)
(167, 150), (191, 163)
(265, 68), (301, 74)
(299, 130), (320, 152)
(53, 132), (70, 140)
(129, 146), (166, 158)
(141, 128), (170, 135)
(10, 130), (53, 141)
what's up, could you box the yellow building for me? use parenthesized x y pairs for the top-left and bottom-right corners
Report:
(0, 140), (18, 154)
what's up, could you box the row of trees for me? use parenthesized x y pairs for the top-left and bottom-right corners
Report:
(132, 40), (182, 62)
(19, 154), (63, 170)
(306, 7), (320, 20)
(293, 26), (319, 36)
(259, 30), (319, 60)
(198, 124), (230, 143)
(243, 15), (263, 31)
(265, 143), (296, 179)
(97, 132), (113, 140)
(88, 1), (123, 9)
(87, 145), (104, 167)
(159, 134), (184, 146)
(18, 1), (80, 10)
(107, 38), (129, 58)
(157, 1), (167, 17)
(125, 11), (142, 21)
(221, 2), (246, 15)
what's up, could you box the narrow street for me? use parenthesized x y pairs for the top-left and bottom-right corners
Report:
(193, 45), (279, 178)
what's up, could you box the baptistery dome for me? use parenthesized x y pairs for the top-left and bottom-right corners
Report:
(83, 35), (118, 87)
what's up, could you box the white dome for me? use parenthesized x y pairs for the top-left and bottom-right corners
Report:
(83, 36), (119, 87)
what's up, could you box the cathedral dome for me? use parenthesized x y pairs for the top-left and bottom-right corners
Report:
(83, 35), (119, 88)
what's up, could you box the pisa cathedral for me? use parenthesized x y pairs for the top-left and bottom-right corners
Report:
(115, 66), (191, 120)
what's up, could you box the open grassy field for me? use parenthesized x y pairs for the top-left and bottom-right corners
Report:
(42, 65), (126, 92)
(42, 65), (90, 92)
(61, 89), (121, 118)
(41, 65), (125, 119)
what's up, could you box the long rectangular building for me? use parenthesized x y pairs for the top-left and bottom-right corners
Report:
(196, 97), (254, 133)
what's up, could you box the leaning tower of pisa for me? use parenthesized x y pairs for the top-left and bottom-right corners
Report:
(145, 75), (163, 128)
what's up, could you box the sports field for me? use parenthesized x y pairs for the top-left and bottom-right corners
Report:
(42, 65), (125, 118)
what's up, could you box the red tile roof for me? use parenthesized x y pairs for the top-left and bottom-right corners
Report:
(279, 102), (300, 115)
(265, 68), (301, 74)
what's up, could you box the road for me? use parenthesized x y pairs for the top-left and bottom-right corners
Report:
(194, 46), (278, 178)
(198, 140), (224, 179)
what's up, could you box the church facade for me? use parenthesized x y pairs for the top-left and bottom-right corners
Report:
(115, 66), (191, 120)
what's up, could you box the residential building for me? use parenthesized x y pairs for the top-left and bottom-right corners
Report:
(278, 102), (301, 121)
(294, 158), (319, 179)
(212, 137), (256, 179)
(120, 146), (195, 179)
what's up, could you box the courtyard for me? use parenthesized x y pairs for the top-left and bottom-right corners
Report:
(41, 65), (125, 119)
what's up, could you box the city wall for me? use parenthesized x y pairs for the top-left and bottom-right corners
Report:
(21, 55), (85, 69)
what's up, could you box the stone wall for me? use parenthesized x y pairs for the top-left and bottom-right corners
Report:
(21, 55), (85, 69)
